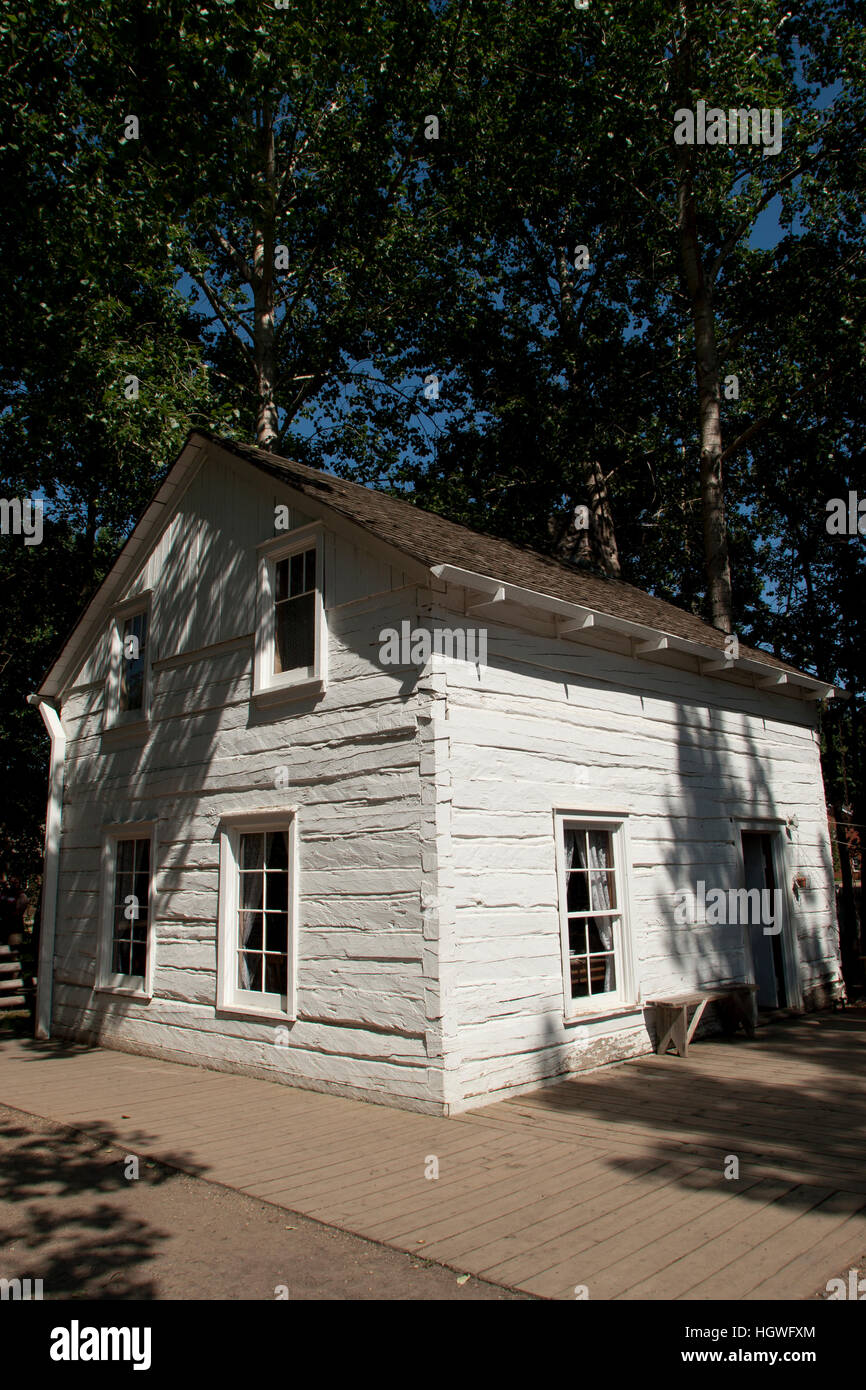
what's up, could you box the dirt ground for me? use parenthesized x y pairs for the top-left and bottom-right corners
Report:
(0, 1104), (530, 1300)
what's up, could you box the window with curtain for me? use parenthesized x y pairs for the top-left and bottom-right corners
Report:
(561, 824), (622, 1002)
(110, 836), (150, 980)
(237, 830), (289, 998)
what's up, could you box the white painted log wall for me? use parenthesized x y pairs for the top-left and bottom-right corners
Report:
(52, 450), (447, 1111)
(428, 607), (842, 1111)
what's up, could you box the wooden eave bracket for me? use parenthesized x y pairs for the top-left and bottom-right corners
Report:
(466, 584), (506, 617)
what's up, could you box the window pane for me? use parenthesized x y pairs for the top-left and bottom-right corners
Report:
(240, 834), (264, 871)
(133, 868), (149, 914)
(240, 872), (263, 911)
(588, 917), (616, 953)
(116, 839), (135, 876)
(113, 939), (132, 975)
(564, 827), (584, 864)
(290, 551), (304, 596)
(304, 548), (316, 593)
(130, 942), (148, 977)
(590, 872), (617, 911)
(588, 829), (613, 866)
(570, 957), (590, 997)
(568, 919), (587, 956)
(114, 872), (134, 909)
(275, 591), (315, 673)
(275, 558), (289, 603)
(265, 872), (288, 912)
(266, 831), (289, 870)
(239, 910), (263, 952)
(566, 871), (590, 914)
(113, 904), (131, 936)
(239, 951), (262, 991)
(265, 911), (288, 955)
(588, 954), (616, 995)
(265, 954), (287, 994)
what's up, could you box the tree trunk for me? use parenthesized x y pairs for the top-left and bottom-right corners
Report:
(676, 145), (733, 633)
(253, 109), (278, 450)
(822, 720), (862, 995)
(555, 238), (621, 577)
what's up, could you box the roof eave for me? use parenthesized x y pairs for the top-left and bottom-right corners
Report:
(431, 563), (840, 702)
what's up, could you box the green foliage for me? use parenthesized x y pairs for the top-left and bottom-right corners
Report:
(0, 0), (863, 881)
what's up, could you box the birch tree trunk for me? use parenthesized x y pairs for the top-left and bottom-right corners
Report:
(673, 5), (733, 633)
(555, 238), (621, 577)
(252, 108), (278, 450)
(676, 146), (734, 633)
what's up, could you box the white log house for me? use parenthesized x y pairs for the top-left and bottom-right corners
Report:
(29, 431), (845, 1114)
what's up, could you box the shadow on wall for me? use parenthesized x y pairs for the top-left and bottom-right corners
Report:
(657, 694), (776, 996)
(452, 642), (840, 1100)
(656, 692), (841, 1008)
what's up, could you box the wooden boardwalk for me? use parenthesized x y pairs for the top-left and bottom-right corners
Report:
(2, 1011), (864, 1299)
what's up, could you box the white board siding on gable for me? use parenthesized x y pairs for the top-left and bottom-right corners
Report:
(430, 609), (840, 1108)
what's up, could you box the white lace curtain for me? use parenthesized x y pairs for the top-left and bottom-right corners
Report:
(568, 829), (615, 988)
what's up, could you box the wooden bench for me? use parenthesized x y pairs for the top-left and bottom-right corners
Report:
(646, 983), (757, 1057)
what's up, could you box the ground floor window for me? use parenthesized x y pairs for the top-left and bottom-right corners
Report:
(555, 813), (633, 1016)
(98, 825), (155, 996)
(218, 811), (297, 1019)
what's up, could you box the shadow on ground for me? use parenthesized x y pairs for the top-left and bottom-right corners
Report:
(512, 1012), (866, 1211)
(0, 1100), (208, 1299)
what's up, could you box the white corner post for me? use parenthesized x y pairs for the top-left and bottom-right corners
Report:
(27, 694), (66, 1039)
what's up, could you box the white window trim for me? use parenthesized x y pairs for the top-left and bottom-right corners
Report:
(96, 821), (158, 1000)
(104, 591), (153, 732)
(217, 807), (299, 1022)
(553, 809), (637, 1021)
(253, 524), (327, 704)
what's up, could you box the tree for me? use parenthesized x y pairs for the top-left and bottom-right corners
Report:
(72, 0), (475, 451)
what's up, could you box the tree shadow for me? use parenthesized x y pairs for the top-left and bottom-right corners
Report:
(0, 1099), (207, 1299)
(515, 1013), (866, 1209)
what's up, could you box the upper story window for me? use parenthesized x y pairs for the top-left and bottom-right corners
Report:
(254, 525), (327, 702)
(119, 609), (148, 713)
(105, 592), (152, 731)
(554, 812), (635, 1018)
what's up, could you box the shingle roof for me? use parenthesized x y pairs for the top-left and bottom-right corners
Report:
(215, 434), (810, 679)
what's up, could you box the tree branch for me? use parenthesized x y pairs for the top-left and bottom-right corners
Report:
(214, 228), (253, 284)
(191, 273), (255, 362)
